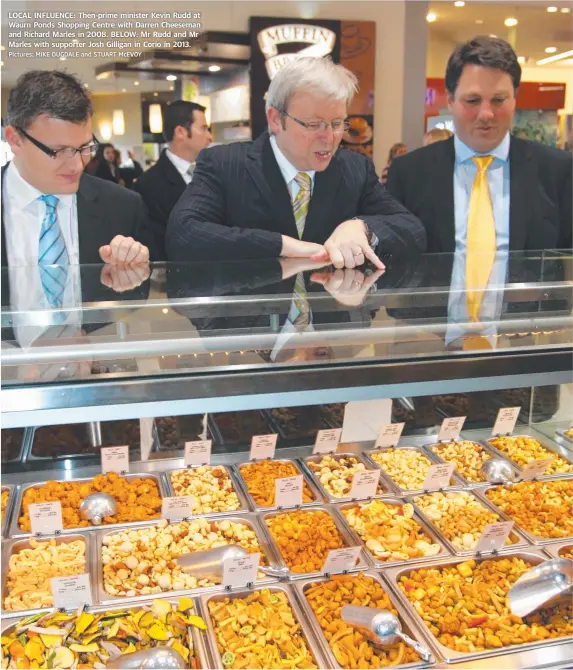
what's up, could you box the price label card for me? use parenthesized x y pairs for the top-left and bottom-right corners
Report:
(520, 458), (553, 480)
(492, 407), (521, 436)
(423, 463), (455, 491)
(313, 429), (342, 454)
(349, 470), (381, 499)
(475, 521), (514, 554)
(438, 416), (467, 442)
(51, 573), (93, 610)
(29, 501), (63, 536)
(375, 423), (405, 448)
(162, 496), (196, 520)
(184, 440), (212, 467)
(101, 445), (129, 474)
(250, 434), (277, 461)
(322, 546), (362, 575)
(275, 475), (303, 507)
(223, 552), (260, 588)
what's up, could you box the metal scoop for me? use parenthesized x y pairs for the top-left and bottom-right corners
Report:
(481, 457), (515, 485)
(79, 492), (117, 525)
(341, 605), (433, 662)
(176, 544), (288, 580)
(105, 647), (186, 669)
(509, 558), (573, 617)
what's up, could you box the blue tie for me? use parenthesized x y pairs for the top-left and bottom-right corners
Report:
(38, 195), (69, 308)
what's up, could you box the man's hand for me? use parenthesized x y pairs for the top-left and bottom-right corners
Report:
(279, 258), (331, 280)
(313, 219), (384, 270)
(100, 263), (150, 293)
(99, 235), (149, 265)
(281, 235), (327, 259)
(311, 267), (384, 307)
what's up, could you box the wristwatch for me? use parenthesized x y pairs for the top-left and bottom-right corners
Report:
(352, 217), (379, 250)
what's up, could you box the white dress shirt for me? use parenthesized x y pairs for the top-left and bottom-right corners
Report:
(166, 148), (194, 185)
(269, 135), (315, 199)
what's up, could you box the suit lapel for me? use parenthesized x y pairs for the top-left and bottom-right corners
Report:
(76, 174), (103, 264)
(303, 156), (343, 242)
(509, 137), (532, 250)
(159, 149), (186, 188)
(432, 138), (456, 252)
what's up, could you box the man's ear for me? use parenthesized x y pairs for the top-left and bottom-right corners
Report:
(267, 106), (283, 135)
(4, 126), (24, 155)
(446, 93), (455, 113)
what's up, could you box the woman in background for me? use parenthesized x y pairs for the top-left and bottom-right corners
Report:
(86, 143), (122, 184)
(381, 142), (407, 185)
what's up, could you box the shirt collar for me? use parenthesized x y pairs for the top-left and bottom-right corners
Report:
(454, 132), (510, 165)
(6, 161), (74, 209)
(269, 134), (315, 187)
(166, 148), (194, 177)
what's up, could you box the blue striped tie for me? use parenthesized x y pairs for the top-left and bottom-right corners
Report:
(38, 195), (69, 309)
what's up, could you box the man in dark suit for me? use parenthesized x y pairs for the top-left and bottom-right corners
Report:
(135, 101), (212, 258)
(387, 36), (572, 253)
(167, 57), (426, 269)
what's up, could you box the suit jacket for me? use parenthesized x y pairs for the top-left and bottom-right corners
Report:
(386, 136), (573, 252)
(167, 132), (426, 262)
(134, 149), (187, 260)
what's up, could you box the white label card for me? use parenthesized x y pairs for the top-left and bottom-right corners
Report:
(492, 407), (521, 436)
(313, 429), (343, 454)
(322, 546), (362, 574)
(475, 521), (515, 554)
(275, 475), (303, 507)
(222, 552), (260, 588)
(184, 440), (212, 467)
(51, 573), (93, 610)
(438, 416), (467, 442)
(29, 501), (63, 536)
(375, 423), (405, 448)
(249, 434), (277, 461)
(349, 470), (381, 499)
(162, 496), (196, 520)
(423, 462), (455, 491)
(101, 445), (129, 474)
(520, 458), (554, 480)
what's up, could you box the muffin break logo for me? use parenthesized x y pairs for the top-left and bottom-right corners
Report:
(257, 24), (336, 79)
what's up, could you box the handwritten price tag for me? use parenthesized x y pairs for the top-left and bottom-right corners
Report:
(520, 458), (553, 480)
(438, 416), (467, 442)
(184, 440), (212, 467)
(349, 470), (381, 499)
(275, 475), (303, 507)
(322, 546), (362, 575)
(423, 463), (455, 491)
(223, 552), (260, 588)
(475, 521), (514, 554)
(101, 445), (129, 474)
(29, 501), (64, 535)
(375, 423), (405, 448)
(492, 407), (521, 436)
(313, 429), (342, 454)
(250, 434), (277, 461)
(162, 496), (196, 520)
(51, 574), (93, 610)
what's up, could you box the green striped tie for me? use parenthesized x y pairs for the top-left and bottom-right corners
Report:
(293, 172), (312, 239)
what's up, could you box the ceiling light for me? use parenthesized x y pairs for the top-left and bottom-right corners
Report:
(426, 12), (437, 22)
(504, 18), (518, 27)
(489, 34), (497, 38)
(112, 110), (125, 136)
(121, 88), (126, 93)
(547, 6), (558, 12)
(149, 104), (163, 134)
(537, 48), (573, 65)
(208, 65), (221, 72)
(545, 46), (557, 53)
(166, 74), (177, 81)
(153, 91), (158, 96)
(84, 82), (89, 87)
(99, 121), (112, 141)
(475, 19), (484, 24)
(169, 86), (175, 91)
(134, 81), (139, 86)
(454, 1), (465, 6)
(561, 7), (571, 12)
(518, 56), (526, 64)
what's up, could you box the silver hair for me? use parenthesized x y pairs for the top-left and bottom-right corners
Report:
(265, 57), (358, 129)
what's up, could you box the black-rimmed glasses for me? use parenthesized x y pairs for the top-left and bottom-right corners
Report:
(279, 111), (350, 134)
(16, 127), (99, 160)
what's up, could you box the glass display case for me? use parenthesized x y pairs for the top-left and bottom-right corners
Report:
(1, 251), (572, 670)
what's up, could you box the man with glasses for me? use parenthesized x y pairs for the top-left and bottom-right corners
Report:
(167, 57), (425, 269)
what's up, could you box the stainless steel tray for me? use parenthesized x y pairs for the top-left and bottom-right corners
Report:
(300, 452), (397, 503)
(485, 434), (573, 481)
(0, 596), (211, 669)
(261, 505), (369, 580)
(476, 480), (573, 546)
(333, 498), (450, 568)
(364, 445), (463, 496)
(292, 570), (435, 669)
(406, 488), (531, 557)
(2, 427), (28, 464)
(382, 549), (572, 664)
(199, 583), (327, 670)
(2, 484), (17, 538)
(1, 531), (95, 619)
(233, 458), (323, 511)
(543, 540), (573, 560)
(96, 513), (280, 605)
(26, 423), (103, 462)
(163, 464), (252, 516)
(555, 428), (573, 446)
(10, 472), (167, 538)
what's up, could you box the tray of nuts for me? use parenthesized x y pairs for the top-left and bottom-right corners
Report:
(165, 465), (251, 515)
(234, 458), (322, 511)
(335, 499), (447, 567)
(301, 453), (396, 503)
(384, 550), (573, 663)
(2, 485), (16, 538)
(409, 489), (530, 556)
(543, 541), (573, 560)
(97, 515), (279, 604)
(293, 571), (434, 669)
(11, 472), (165, 538)
(364, 446), (462, 495)
(199, 584), (325, 669)
(486, 435), (573, 479)
(556, 427), (573, 446)
(480, 479), (573, 545)
(1, 532), (93, 618)
(262, 506), (369, 579)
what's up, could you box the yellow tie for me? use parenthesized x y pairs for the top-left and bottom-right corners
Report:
(293, 172), (312, 239)
(466, 155), (496, 322)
